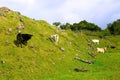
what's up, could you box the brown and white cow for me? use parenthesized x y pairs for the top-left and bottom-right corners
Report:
(96, 47), (107, 53)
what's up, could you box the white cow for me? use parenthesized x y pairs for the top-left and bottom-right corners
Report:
(96, 47), (107, 53)
(92, 39), (99, 44)
(50, 34), (59, 44)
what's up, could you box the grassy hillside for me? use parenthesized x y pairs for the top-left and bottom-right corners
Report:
(0, 7), (120, 80)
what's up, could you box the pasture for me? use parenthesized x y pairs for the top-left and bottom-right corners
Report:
(0, 7), (120, 80)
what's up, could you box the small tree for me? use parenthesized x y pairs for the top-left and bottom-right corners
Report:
(53, 22), (61, 27)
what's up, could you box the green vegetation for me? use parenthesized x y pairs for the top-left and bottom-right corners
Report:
(106, 19), (120, 35)
(0, 7), (120, 80)
(53, 20), (101, 31)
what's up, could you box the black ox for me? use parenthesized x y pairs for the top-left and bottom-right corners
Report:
(16, 33), (33, 48)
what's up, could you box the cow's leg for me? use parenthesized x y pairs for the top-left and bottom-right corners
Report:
(20, 41), (22, 48)
(18, 40), (22, 48)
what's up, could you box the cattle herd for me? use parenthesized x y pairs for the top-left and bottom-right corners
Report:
(16, 32), (109, 54)
(92, 39), (107, 53)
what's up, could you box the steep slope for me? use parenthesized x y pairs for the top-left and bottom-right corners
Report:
(0, 7), (88, 80)
(0, 7), (120, 80)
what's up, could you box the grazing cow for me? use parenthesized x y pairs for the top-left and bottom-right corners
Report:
(96, 47), (107, 53)
(16, 33), (33, 48)
(50, 34), (59, 44)
(107, 45), (116, 49)
(92, 39), (99, 44)
(110, 46), (116, 49)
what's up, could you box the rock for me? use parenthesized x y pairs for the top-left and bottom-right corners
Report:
(0, 60), (5, 64)
(74, 57), (94, 64)
(74, 67), (88, 72)
(1, 7), (11, 13)
(61, 47), (65, 51)
(8, 28), (12, 33)
(5, 40), (10, 45)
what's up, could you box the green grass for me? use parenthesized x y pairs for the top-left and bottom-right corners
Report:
(0, 7), (120, 80)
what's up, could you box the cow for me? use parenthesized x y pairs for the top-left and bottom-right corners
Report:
(50, 34), (59, 44)
(110, 46), (116, 49)
(96, 47), (107, 53)
(92, 39), (99, 44)
(16, 33), (33, 48)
